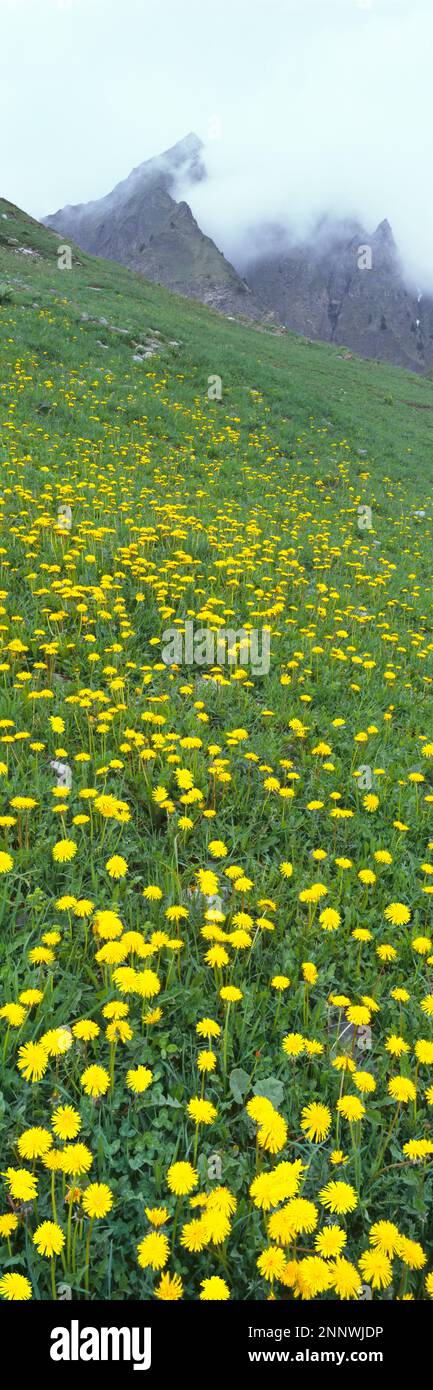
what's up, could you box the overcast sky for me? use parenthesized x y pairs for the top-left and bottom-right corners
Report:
(1, 0), (433, 286)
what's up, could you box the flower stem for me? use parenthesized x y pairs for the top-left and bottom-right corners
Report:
(223, 1004), (231, 1076)
(84, 1218), (94, 1297)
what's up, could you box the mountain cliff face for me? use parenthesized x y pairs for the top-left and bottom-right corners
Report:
(43, 134), (433, 370)
(245, 216), (433, 373)
(43, 134), (262, 319)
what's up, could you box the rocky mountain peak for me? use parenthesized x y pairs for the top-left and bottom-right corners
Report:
(42, 134), (260, 320)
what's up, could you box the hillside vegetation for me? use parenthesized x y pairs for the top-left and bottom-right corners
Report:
(1, 197), (433, 1303)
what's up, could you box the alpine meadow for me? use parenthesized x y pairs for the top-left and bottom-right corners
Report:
(2, 195), (433, 1306)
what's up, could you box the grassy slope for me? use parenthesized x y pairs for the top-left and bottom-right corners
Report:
(3, 195), (433, 472)
(1, 197), (433, 1300)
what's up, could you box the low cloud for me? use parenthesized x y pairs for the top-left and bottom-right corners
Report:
(1, 0), (432, 290)
(174, 0), (433, 291)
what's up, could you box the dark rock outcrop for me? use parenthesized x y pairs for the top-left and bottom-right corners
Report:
(245, 215), (433, 373)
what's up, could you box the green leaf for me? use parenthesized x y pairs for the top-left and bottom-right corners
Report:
(252, 1076), (285, 1110)
(229, 1068), (251, 1104)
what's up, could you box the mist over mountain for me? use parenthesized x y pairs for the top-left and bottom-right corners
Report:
(242, 213), (433, 374)
(43, 131), (433, 373)
(4, 0), (433, 297)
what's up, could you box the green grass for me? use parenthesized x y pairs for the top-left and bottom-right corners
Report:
(0, 197), (433, 1303)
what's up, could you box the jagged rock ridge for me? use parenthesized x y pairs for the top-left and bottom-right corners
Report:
(244, 215), (433, 373)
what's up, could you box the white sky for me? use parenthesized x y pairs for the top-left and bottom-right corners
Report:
(1, 0), (433, 286)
